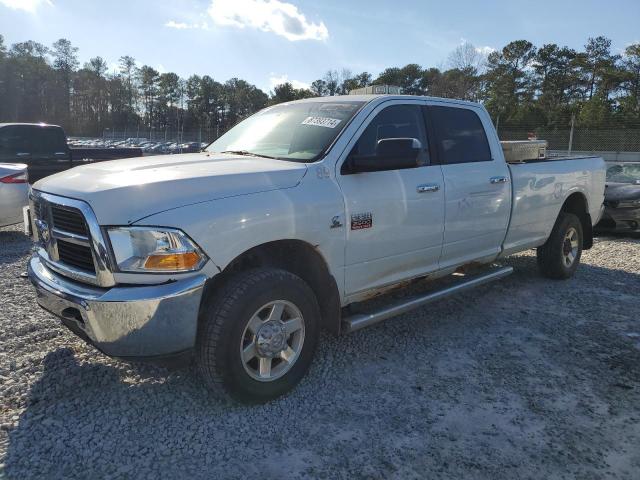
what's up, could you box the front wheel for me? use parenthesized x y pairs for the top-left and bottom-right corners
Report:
(196, 268), (320, 403)
(537, 212), (583, 279)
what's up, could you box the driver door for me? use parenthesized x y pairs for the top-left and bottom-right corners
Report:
(336, 100), (445, 298)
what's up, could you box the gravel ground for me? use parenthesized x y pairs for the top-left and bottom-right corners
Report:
(1, 222), (639, 479)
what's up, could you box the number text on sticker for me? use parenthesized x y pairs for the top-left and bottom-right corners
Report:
(301, 116), (342, 129)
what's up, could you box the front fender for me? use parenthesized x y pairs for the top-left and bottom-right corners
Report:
(135, 178), (346, 294)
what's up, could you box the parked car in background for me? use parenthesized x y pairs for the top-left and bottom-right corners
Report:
(596, 162), (640, 233)
(179, 142), (203, 153)
(66, 137), (212, 155)
(0, 123), (143, 183)
(0, 163), (29, 227)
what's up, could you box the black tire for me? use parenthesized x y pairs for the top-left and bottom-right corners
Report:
(536, 212), (583, 279)
(196, 268), (320, 403)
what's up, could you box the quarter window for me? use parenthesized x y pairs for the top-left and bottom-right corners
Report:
(429, 106), (492, 164)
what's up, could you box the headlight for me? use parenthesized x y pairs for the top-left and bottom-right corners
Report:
(107, 227), (207, 273)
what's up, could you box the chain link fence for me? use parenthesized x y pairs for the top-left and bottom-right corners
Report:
(100, 127), (220, 144)
(498, 125), (640, 161)
(499, 127), (640, 151)
(79, 123), (640, 162)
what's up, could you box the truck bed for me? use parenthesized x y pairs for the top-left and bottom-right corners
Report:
(500, 155), (606, 257)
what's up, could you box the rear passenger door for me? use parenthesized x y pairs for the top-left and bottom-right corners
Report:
(427, 104), (511, 269)
(30, 126), (71, 182)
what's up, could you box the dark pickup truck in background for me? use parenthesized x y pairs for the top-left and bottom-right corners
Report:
(0, 123), (142, 183)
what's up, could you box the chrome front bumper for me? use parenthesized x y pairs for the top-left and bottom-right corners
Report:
(28, 256), (206, 358)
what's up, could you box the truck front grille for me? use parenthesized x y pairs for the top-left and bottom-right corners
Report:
(31, 192), (112, 284)
(42, 204), (96, 273)
(57, 240), (96, 273)
(51, 206), (88, 236)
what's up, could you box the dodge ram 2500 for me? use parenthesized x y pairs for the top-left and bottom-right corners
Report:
(27, 95), (606, 402)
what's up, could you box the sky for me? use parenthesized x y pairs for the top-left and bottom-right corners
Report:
(1, 0), (639, 93)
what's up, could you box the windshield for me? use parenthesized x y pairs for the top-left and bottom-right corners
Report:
(606, 162), (640, 184)
(206, 100), (365, 162)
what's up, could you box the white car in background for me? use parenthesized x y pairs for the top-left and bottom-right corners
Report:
(0, 163), (29, 227)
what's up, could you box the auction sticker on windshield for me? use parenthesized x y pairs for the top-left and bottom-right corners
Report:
(301, 116), (342, 128)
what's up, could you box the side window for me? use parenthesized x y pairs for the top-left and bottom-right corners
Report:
(0, 126), (31, 155)
(0, 128), (9, 154)
(429, 106), (492, 164)
(351, 104), (429, 165)
(33, 127), (67, 154)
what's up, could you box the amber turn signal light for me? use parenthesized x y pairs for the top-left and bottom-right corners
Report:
(143, 252), (202, 271)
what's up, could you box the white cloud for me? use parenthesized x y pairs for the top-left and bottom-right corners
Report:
(457, 39), (495, 56)
(165, 20), (209, 30)
(0, 0), (51, 13)
(269, 74), (309, 90)
(207, 0), (328, 41)
(475, 46), (496, 55)
(165, 20), (191, 29)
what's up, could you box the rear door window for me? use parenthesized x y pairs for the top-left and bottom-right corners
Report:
(429, 106), (492, 164)
(32, 127), (67, 154)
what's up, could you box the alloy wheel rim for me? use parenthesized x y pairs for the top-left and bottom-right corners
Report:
(562, 227), (579, 267)
(240, 300), (305, 382)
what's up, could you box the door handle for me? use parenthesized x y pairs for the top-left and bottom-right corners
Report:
(16, 152), (31, 157)
(490, 176), (509, 184)
(417, 183), (440, 193)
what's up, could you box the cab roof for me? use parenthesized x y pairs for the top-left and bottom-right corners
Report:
(284, 94), (483, 109)
(0, 122), (62, 128)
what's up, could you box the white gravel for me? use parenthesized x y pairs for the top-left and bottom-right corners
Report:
(1, 222), (639, 479)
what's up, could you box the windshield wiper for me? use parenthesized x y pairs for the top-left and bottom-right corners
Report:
(219, 150), (276, 159)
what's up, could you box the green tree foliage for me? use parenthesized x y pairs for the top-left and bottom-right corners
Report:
(374, 64), (424, 95)
(270, 82), (314, 104)
(483, 40), (538, 126)
(0, 38), (268, 137)
(0, 36), (639, 138)
(50, 38), (78, 126)
(618, 44), (640, 120)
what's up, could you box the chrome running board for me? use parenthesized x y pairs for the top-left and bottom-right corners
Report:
(342, 265), (513, 333)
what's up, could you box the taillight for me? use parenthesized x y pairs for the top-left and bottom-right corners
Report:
(0, 171), (28, 184)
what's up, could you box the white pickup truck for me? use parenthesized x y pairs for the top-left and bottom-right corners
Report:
(27, 95), (606, 402)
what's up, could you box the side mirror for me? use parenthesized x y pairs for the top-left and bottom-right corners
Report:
(376, 137), (422, 158)
(347, 137), (422, 174)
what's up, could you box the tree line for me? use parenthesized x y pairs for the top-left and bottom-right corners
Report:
(0, 34), (639, 140)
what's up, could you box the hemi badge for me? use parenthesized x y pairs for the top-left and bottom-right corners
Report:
(351, 213), (372, 230)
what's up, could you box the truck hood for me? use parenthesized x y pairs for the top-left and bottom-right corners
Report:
(33, 152), (307, 224)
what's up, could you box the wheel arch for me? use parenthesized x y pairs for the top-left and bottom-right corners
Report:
(560, 191), (593, 249)
(201, 239), (342, 335)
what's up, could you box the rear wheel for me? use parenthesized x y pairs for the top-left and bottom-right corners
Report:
(537, 212), (583, 279)
(196, 268), (320, 403)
